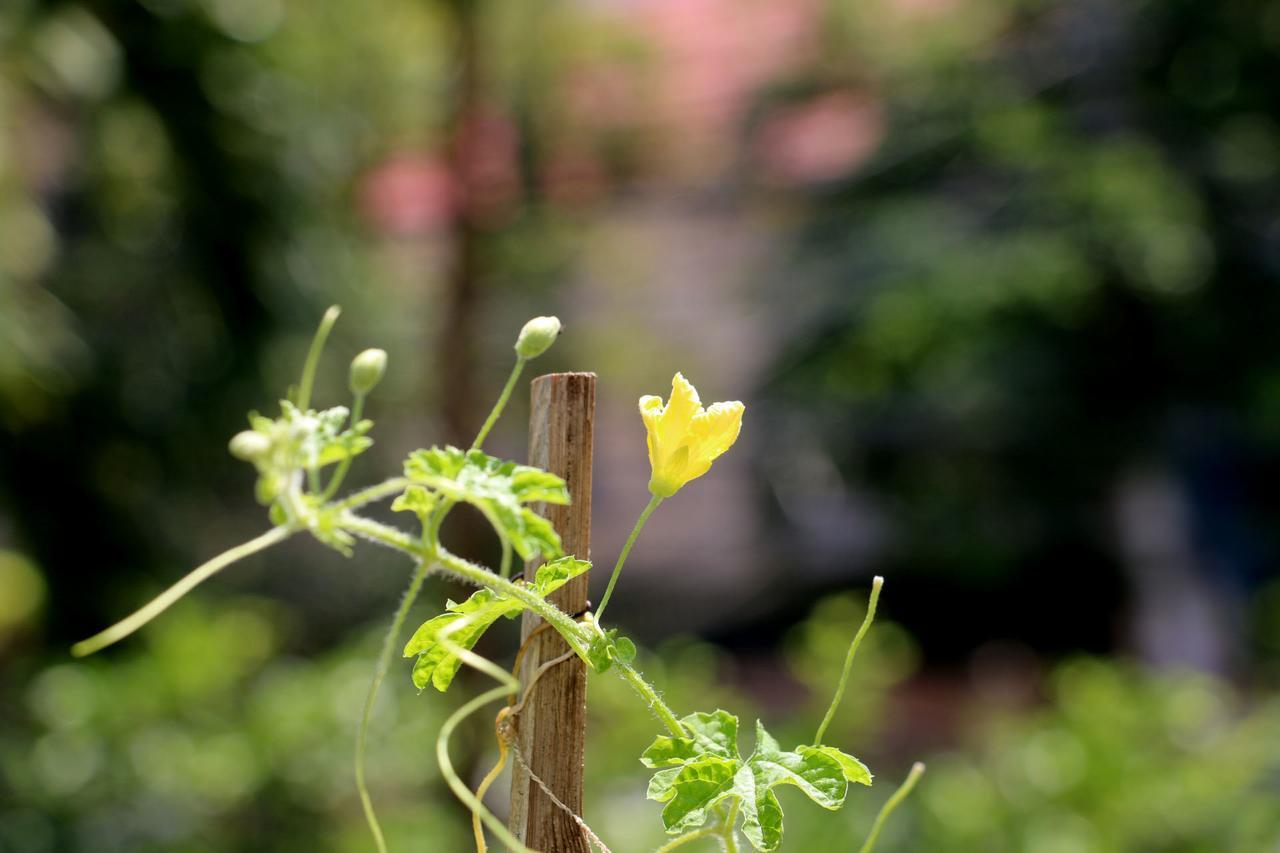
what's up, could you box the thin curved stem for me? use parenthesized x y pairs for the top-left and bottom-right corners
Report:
(654, 829), (718, 852)
(71, 526), (295, 657)
(355, 558), (434, 853)
(341, 514), (423, 555)
(320, 391), (365, 501)
(813, 576), (883, 745)
(333, 477), (410, 512)
(594, 494), (662, 624)
(296, 305), (340, 410)
(471, 356), (526, 451)
(858, 762), (925, 853)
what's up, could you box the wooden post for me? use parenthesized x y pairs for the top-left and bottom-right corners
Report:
(508, 372), (595, 852)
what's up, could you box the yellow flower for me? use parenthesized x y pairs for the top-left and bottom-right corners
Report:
(640, 373), (744, 498)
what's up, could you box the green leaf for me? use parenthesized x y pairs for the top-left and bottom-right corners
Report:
(798, 745), (872, 787)
(403, 446), (569, 561)
(641, 710), (741, 768)
(402, 557), (589, 692)
(528, 556), (591, 596)
(586, 627), (637, 674)
(733, 764), (784, 852)
(646, 766), (682, 802)
(748, 722), (847, 810)
(392, 484), (440, 526)
(402, 589), (523, 691)
(640, 712), (865, 851)
(658, 755), (739, 833)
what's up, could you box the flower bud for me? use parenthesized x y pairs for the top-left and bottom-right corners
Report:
(229, 430), (271, 462)
(349, 348), (387, 395)
(514, 316), (561, 359)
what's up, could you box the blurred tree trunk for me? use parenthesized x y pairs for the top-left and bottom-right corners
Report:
(440, 0), (483, 447)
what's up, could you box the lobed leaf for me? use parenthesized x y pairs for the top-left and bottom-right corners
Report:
(658, 756), (739, 833)
(403, 446), (569, 561)
(798, 745), (872, 787)
(402, 557), (589, 692)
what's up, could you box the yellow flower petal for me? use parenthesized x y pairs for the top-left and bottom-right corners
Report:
(638, 373), (743, 498)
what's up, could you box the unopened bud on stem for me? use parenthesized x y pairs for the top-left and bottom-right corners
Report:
(349, 348), (387, 395)
(514, 316), (561, 359)
(229, 430), (271, 462)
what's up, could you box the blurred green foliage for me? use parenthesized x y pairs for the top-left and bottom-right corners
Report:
(909, 661), (1280, 852)
(8, 589), (1276, 851)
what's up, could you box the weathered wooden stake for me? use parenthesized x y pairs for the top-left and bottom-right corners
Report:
(508, 372), (595, 852)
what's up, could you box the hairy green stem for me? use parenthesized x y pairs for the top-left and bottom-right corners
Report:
(355, 558), (434, 853)
(296, 305), (340, 410)
(594, 494), (662, 623)
(813, 576), (883, 745)
(471, 356), (526, 451)
(436, 547), (590, 657)
(341, 514), (424, 555)
(332, 477), (410, 511)
(614, 660), (685, 737)
(498, 536), (513, 579)
(859, 762), (925, 853)
(71, 526), (295, 657)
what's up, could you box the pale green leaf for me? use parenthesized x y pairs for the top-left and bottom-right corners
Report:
(403, 446), (569, 561)
(748, 721), (847, 810)
(660, 756), (739, 833)
(799, 745), (872, 787)
(734, 764), (785, 852)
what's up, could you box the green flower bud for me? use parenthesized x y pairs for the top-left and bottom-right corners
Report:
(229, 430), (271, 461)
(349, 348), (387, 395)
(514, 316), (561, 359)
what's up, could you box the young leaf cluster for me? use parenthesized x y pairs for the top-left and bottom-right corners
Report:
(643, 710), (871, 851)
(396, 445), (568, 562)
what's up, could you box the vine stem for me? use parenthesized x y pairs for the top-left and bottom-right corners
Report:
(471, 356), (526, 451)
(71, 526), (295, 657)
(332, 477), (410, 511)
(813, 576), (883, 745)
(614, 660), (685, 737)
(296, 305), (340, 410)
(355, 557), (433, 853)
(859, 762), (925, 853)
(435, 548), (590, 657)
(593, 494), (662, 623)
(654, 828), (718, 851)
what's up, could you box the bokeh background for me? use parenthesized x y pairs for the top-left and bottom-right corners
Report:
(3, 0), (1280, 850)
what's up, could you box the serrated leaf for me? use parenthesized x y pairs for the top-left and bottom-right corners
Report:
(528, 556), (591, 596)
(402, 557), (588, 692)
(641, 710), (740, 768)
(799, 745), (872, 786)
(402, 589), (523, 691)
(749, 721), (846, 809)
(403, 446), (569, 561)
(641, 713), (863, 852)
(392, 484), (440, 525)
(660, 756), (739, 833)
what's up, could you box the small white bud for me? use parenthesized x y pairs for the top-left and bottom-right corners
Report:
(514, 316), (561, 359)
(229, 430), (271, 461)
(349, 348), (388, 395)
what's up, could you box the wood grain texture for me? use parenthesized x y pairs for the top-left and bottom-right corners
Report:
(508, 372), (595, 852)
